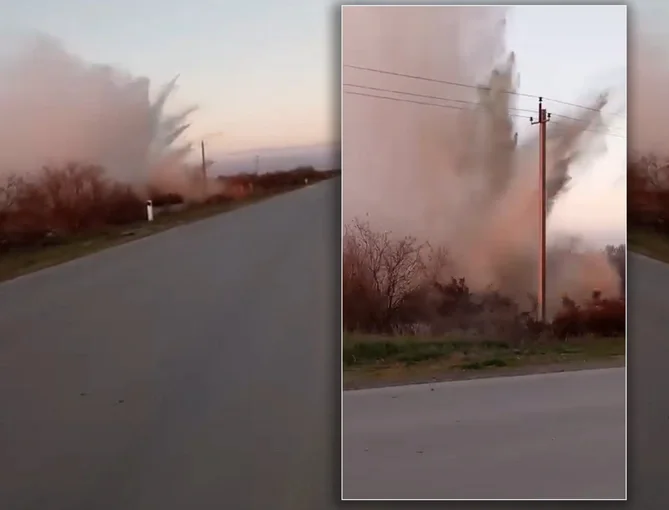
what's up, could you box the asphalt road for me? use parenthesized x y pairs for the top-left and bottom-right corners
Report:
(343, 368), (626, 500)
(1, 191), (667, 508)
(0, 180), (340, 510)
(627, 252), (669, 508)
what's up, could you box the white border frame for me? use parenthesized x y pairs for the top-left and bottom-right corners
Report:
(339, 3), (628, 502)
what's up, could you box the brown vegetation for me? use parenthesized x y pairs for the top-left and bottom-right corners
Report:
(217, 166), (339, 194)
(343, 219), (625, 341)
(0, 163), (340, 253)
(629, 154), (669, 230)
(604, 243), (625, 296)
(627, 153), (669, 261)
(0, 164), (144, 250)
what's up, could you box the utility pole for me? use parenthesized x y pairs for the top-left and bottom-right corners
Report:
(530, 97), (551, 323)
(199, 132), (223, 199)
(200, 140), (207, 198)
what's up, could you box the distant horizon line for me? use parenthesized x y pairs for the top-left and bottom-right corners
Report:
(187, 141), (340, 159)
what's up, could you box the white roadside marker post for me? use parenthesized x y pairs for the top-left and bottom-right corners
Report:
(146, 200), (154, 222)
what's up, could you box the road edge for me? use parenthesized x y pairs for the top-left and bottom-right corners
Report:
(343, 356), (626, 391)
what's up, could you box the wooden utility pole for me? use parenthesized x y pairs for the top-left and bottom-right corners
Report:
(530, 97), (551, 323)
(199, 132), (223, 198)
(200, 140), (207, 197)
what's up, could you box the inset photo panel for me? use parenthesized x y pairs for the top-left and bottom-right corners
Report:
(341, 4), (626, 501)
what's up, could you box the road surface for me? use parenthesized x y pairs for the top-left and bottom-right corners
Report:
(0, 191), (666, 508)
(343, 368), (626, 500)
(627, 253), (669, 508)
(0, 181), (339, 510)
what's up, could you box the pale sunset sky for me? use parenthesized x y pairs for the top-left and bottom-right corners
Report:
(0, 1), (646, 245)
(1, 0), (335, 154)
(505, 5), (626, 245)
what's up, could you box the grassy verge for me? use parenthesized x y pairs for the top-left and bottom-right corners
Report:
(628, 227), (669, 263)
(343, 332), (626, 390)
(0, 190), (284, 283)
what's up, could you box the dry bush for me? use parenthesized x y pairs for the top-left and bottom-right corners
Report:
(552, 291), (625, 339)
(342, 219), (541, 338)
(203, 192), (234, 205)
(0, 163), (144, 248)
(342, 228), (384, 332)
(252, 166), (327, 190)
(148, 191), (184, 207)
(219, 166), (335, 194)
(628, 154), (669, 230)
(344, 221), (625, 341)
(343, 219), (428, 333)
(605, 244), (625, 295)
(402, 279), (544, 342)
(0, 175), (24, 233)
(100, 183), (146, 226)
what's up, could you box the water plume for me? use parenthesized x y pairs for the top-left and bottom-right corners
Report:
(0, 34), (198, 197)
(342, 6), (622, 316)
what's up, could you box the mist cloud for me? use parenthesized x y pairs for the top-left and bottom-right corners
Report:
(342, 6), (623, 315)
(0, 33), (196, 195)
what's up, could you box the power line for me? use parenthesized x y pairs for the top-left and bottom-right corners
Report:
(344, 90), (532, 119)
(344, 63), (537, 98)
(344, 89), (626, 139)
(344, 63), (624, 117)
(344, 83), (537, 116)
(547, 113), (625, 138)
(345, 82), (624, 130)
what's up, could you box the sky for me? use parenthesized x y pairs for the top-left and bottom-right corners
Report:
(504, 5), (626, 245)
(0, 0), (335, 156)
(0, 1), (631, 244)
(631, 0), (669, 37)
(341, 4), (626, 245)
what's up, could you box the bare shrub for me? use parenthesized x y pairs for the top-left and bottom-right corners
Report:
(410, 280), (544, 342)
(552, 291), (625, 339)
(628, 154), (669, 229)
(0, 175), (24, 233)
(552, 296), (583, 338)
(101, 183), (146, 226)
(582, 294), (625, 337)
(343, 219), (428, 332)
(203, 193), (234, 205)
(148, 191), (184, 207)
(216, 166), (337, 196)
(344, 221), (625, 341)
(605, 244), (625, 295)
(0, 163), (144, 248)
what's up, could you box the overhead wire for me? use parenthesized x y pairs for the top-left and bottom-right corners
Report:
(344, 63), (626, 118)
(343, 64), (625, 193)
(343, 87), (626, 139)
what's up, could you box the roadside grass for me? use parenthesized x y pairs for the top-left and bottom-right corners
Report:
(628, 227), (669, 263)
(343, 332), (626, 389)
(0, 190), (284, 283)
